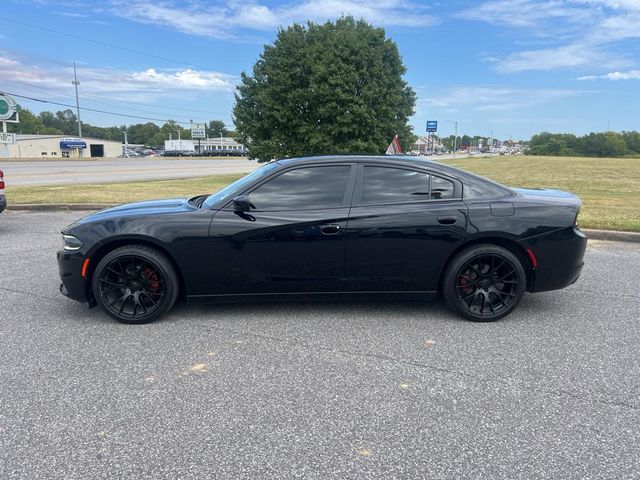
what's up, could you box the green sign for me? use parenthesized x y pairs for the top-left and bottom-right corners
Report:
(0, 94), (18, 121)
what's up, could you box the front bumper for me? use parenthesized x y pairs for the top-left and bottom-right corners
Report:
(0, 194), (6, 214)
(57, 250), (89, 303)
(526, 227), (588, 293)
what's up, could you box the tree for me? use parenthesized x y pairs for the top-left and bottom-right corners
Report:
(208, 120), (231, 137)
(233, 16), (416, 161)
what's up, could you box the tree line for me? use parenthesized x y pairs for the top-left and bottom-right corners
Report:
(7, 108), (234, 147)
(528, 131), (640, 157)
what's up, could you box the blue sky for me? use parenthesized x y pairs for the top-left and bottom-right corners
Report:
(1, 0), (639, 140)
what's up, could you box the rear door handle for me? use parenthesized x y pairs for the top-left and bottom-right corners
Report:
(437, 217), (457, 225)
(320, 224), (341, 235)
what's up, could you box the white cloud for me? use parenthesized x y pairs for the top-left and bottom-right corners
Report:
(53, 11), (89, 18)
(105, 0), (437, 39)
(459, 0), (640, 73)
(419, 86), (587, 112)
(0, 53), (235, 100)
(497, 42), (631, 73)
(457, 0), (592, 28)
(578, 69), (640, 79)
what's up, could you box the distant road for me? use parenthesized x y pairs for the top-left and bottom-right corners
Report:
(2, 157), (259, 186)
(2, 154), (482, 187)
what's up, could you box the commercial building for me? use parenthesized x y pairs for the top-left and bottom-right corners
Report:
(164, 137), (246, 155)
(4, 134), (123, 159)
(411, 135), (444, 154)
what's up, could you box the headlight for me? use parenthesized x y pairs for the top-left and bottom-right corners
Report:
(62, 234), (83, 251)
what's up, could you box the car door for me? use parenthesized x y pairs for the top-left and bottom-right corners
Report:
(201, 164), (356, 296)
(345, 164), (467, 292)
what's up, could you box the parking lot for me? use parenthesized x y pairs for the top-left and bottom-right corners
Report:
(1, 210), (639, 479)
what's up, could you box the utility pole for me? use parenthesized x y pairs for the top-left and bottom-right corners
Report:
(453, 121), (458, 158)
(123, 130), (128, 156)
(72, 61), (82, 138)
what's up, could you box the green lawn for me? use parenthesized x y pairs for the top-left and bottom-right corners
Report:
(7, 155), (640, 232)
(7, 174), (246, 205)
(443, 155), (640, 232)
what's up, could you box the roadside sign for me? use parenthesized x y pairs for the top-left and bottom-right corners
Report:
(426, 120), (438, 132)
(0, 94), (19, 122)
(191, 122), (206, 139)
(0, 132), (16, 144)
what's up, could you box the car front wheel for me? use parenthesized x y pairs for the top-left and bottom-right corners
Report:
(443, 244), (526, 322)
(92, 245), (179, 324)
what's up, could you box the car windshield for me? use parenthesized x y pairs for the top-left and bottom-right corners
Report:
(202, 161), (280, 209)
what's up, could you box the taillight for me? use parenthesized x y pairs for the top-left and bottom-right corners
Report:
(0, 169), (4, 189)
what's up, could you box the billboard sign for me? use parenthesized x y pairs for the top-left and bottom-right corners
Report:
(426, 120), (438, 132)
(191, 122), (206, 139)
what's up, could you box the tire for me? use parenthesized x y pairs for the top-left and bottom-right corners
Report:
(442, 244), (526, 322)
(92, 245), (179, 324)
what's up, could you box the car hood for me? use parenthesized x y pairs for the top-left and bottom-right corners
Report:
(512, 187), (581, 206)
(70, 198), (194, 226)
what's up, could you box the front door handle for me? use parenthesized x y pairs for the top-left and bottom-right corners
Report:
(437, 217), (457, 225)
(320, 224), (341, 235)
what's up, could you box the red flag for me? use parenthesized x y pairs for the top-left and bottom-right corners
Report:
(385, 134), (402, 155)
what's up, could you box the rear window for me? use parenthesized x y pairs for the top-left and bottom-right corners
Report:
(430, 176), (455, 199)
(361, 167), (430, 204)
(360, 166), (459, 204)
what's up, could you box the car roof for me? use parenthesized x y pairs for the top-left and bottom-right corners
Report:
(276, 154), (512, 195)
(278, 154), (472, 179)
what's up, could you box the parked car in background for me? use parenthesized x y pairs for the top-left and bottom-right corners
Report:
(58, 155), (587, 325)
(0, 169), (6, 214)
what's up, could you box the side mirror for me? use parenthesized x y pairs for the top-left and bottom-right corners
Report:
(233, 195), (252, 212)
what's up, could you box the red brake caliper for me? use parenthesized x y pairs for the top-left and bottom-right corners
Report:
(143, 267), (160, 291)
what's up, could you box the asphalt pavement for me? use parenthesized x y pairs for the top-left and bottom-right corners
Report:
(1, 211), (638, 479)
(2, 154), (475, 187)
(2, 157), (258, 186)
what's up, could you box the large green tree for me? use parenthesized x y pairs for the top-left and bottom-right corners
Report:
(233, 16), (416, 161)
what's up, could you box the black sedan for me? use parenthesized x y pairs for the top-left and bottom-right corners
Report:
(58, 155), (587, 324)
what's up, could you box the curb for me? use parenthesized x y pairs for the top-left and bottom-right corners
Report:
(7, 203), (115, 211)
(5, 204), (640, 243)
(583, 228), (640, 243)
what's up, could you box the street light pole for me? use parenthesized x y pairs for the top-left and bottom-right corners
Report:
(72, 61), (82, 138)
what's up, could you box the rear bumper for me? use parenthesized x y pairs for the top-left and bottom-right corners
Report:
(525, 227), (587, 293)
(0, 194), (6, 214)
(57, 250), (89, 303)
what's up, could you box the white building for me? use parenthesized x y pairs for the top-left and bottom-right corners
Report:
(411, 135), (444, 154)
(164, 137), (246, 154)
(4, 134), (123, 159)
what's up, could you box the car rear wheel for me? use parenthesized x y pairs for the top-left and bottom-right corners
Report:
(443, 244), (526, 322)
(92, 245), (179, 324)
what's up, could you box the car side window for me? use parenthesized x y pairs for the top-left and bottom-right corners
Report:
(361, 166), (430, 204)
(430, 175), (455, 199)
(249, 166), (350, 211)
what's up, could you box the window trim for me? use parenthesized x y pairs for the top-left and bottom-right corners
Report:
(353, 164), (462, 207)
(223, 163), (357, 212)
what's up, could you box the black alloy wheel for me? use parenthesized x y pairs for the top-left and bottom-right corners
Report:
(443, 244), (526, 321)
(93, 245), (179, 324)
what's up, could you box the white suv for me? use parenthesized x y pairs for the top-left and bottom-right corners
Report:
(0, 169), (5, 214)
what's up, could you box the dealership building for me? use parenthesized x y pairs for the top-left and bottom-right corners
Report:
(3, 134), (123, 159)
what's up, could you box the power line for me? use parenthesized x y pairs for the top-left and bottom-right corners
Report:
(2, 90), (236, 127)
(4, 78), (234, 118)
(0, 16), (218, 71)
(1, 90), (192, 125)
